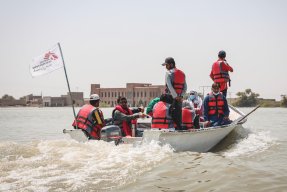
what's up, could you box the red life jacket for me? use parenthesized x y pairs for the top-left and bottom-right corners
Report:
(72, 104), (104, 139)
(182, 108), (194, 129)
(212, 60), (230, 83)
(113, 105), (136, 136)
(207, 93), (225, 116)
(151, 101), (173, 129)
(166, 68), (185, 95)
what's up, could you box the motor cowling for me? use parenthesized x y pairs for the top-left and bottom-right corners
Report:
(100, 125), (122, 144)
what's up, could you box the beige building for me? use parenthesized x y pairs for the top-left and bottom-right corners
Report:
(62, 92), (84, 107)
(43, 92), (84, 107)
(90, 83), (165, 107)
(43, 96), (66, 107)
(24, 94), (43, 107)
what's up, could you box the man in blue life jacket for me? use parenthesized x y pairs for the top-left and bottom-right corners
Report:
(203, 83), (231, 127)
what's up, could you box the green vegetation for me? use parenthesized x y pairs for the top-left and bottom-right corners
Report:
(233, 89), (259, 107)
(281, 95), (287, 107)
(231, 89), (285, 107)
(1, 94), (15, 100)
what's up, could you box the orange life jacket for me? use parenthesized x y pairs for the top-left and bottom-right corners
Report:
(151, 101), (173, 129)
(207, 93), (225, 116)
(212, 60), (230, 83)
(182, 108), (194, 129)
(166, 68), (185, 95)
(72, 104), (104, 139)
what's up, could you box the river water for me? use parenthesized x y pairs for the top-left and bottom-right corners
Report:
(0, 107), (286, 192)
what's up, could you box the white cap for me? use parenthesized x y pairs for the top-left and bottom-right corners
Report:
(90, 94), (100, 101)
(182, 100), (192, 109)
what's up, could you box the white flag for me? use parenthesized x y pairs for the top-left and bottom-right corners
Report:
(30, 43), (64, 77)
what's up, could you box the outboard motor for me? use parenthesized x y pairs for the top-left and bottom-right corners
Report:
(100, 125), (122, 145)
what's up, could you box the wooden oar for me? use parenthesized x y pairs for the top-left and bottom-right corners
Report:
(235, 105), (260, 124)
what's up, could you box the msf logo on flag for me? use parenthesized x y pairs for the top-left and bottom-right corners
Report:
(30, 43), (64, 77)
(44, 51), (58, 61)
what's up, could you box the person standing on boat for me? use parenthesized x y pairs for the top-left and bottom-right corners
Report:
(203, 83), (231, 127)
(112, 97), (146, 137)
(162, 57), (187, 130)
(72, 94), (105, 140)
(210, 50), (233, 98)
(151, 94), (174, 129)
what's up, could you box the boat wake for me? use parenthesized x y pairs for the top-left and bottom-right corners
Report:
(218, 126), (277, 157)
(0, 139), (174, 191)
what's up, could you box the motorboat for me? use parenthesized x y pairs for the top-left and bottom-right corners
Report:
(63, 105), (255, 152)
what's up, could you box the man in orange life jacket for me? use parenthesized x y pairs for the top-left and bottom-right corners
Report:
(162, 57), (187, 130)
(112, 97), (146, 137)
(72, 94), (105, 140)
(203, 83), (231, 127)
(151, 94), (174, 129)
(210, 50), (233, 98)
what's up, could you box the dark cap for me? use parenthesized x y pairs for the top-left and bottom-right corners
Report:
(160, 93), (173, 104)
(218, 50), (226, 58)
(162, 57), (175, 66)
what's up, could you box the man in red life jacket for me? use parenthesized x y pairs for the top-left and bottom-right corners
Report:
(210, 50), (233, 98)
(203, 83), (231, 127)
(116, 96), (144, 114)
(112, 97), (146, 137)
(162, 57), (187, 130)
(72, 94), (105, 140)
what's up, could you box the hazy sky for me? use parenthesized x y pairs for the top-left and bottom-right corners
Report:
(0, 0), (286, 100)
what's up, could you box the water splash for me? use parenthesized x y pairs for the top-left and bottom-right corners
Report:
(222, 130), (277, 157)
(0, 139), (174, 191)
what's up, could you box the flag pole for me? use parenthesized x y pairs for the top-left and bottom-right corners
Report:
(57, 42), (78, 129)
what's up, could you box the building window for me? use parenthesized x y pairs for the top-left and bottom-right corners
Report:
(144, 92), (146, 97)
(108, 92), (110, 97)
(137, 92), (139, 97)
(133, 92), (135, 97)
(112, 92), (113, 97)
(115, 92), (117, 97)
(105, 92), (106, 97)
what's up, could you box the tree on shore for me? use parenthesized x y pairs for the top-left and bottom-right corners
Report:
(1, 94), (15, 100)
(281, 95), (287, 107)
(234, 89), (259, 107)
